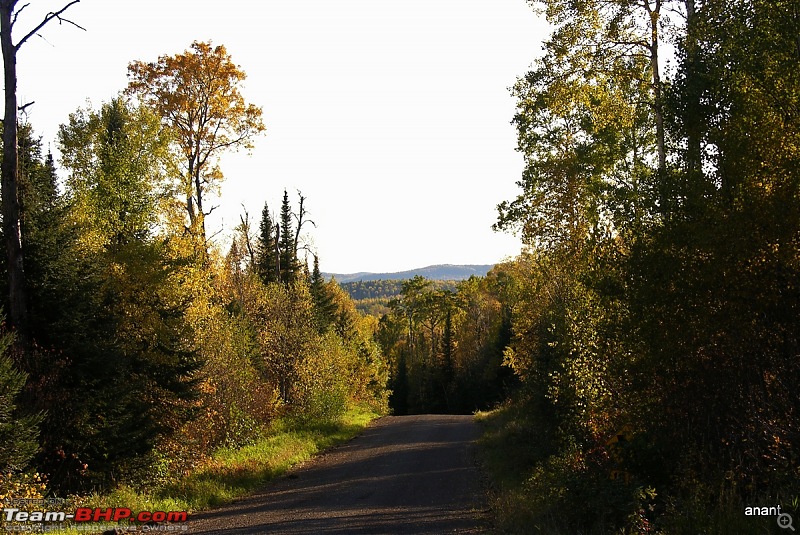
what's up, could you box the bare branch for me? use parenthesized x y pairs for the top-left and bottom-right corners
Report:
(16, 0), (83, 50)
(239, 207), (256, 266)
(207, 226), (224, 243)
(17, 100), (33, 113)
(11, 2), (30, 30)
(55, 13), (85, 32)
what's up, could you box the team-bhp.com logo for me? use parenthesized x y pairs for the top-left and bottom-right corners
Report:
(3, 506), (188, 531)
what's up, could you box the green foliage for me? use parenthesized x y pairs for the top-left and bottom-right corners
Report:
(41, 407), (379, 535)
(32, 240), (201, 493)
(487, 0), (800, 531)
(310, 255), (337, 333)
(278, 189), (298, 284)
(341, 279), (405, 300)
(58, 97), (175, 248)
(0, 333), (40, 472)
(379, 273), (515, 415)
(255, 201), (278, 284)
(341, 279), (457, 317)
(12, 117), (202, 494)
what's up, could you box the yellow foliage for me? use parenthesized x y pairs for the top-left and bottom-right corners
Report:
(0, 471), (46, 509)
(127, 41), (265, 239)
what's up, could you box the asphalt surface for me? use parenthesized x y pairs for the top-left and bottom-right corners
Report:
(189, 414), (489, 534)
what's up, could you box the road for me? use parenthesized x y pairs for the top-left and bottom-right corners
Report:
(189, 414), (489, 534)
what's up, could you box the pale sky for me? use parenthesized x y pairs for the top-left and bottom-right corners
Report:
(14, 0), (547, 274)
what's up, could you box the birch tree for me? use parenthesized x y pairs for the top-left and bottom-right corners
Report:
(127, 41), (265, 250)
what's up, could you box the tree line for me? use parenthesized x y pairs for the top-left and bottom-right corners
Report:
(377, 275), (515, 415)
(341, 279), (457, 301)
(0, 39), (387, 500)
(341, 279), (457, 316)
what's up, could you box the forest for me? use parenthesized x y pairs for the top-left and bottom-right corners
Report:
(341, 279), (456, 316)
(0, 35), (388, 502)
(0, 0), (797, 533)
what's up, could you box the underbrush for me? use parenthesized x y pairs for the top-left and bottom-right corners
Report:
(476, 404), (797, 534)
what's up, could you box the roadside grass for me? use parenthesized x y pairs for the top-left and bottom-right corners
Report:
(475, 403), (552, 534)
(475, 404), (545, 490)
(47, 405), (380, 535)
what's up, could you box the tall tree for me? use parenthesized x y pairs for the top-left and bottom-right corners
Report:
(256, 201), (278, 284)
(488, 0), (800, 529)
(278, 189), (296, 285)
(0, 0), (83, 338)
(126, 41), (265, 248)
(58, 97), (174, 249)
(17, 124), (67, 347)
(309, 254), (336, 333)
(292, 191), (315, 260)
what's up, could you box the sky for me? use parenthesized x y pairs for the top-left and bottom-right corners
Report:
(13, 0), (548, 274)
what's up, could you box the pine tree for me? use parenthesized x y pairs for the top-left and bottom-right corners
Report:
(255, 201), (278, 284)
(0, 332), (40, 471)
(278, 189), (297, 285)
(310, 255), (336, 333)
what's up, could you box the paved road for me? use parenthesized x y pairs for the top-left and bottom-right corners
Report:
(189, 414), (488, 534)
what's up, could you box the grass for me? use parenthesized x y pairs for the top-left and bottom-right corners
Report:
(475, 404), (550, 534)
(475, 404), (547, 491)
(46, 405), (381, 534)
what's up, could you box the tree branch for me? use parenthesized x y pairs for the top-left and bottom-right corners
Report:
(15, 0), (84, 51)
(11, 2), (30, 30)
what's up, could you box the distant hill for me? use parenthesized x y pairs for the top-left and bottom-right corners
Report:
(328, 265), (489, 316)
(323, 264), (494, 284)
(340, 279), (458, 301)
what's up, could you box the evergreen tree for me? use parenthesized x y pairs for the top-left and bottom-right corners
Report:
(0, 332), (40, 471)
(255, 201), (278, 284)
(278, 189), (297, 285)
(310, 255), (336, 333)
(441, 307), (455, 380)
(16, 125), (65, 336)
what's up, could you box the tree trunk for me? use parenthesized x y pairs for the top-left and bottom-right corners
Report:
(275, 223), (281, 281)
(683, 0), (705, 205)
(0, 0), (28, 339)
(648, 5), (665, 174)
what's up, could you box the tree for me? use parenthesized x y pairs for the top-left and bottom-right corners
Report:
(126, 41), (265, 247)
(496, 0), (660, 250)
(229, 207), (257, 275)
(309, 254), (336, 333)
(0, 0), (83, 338)
(489, 0), (800, 530)
(277, 189), (296, 284)
(16, 124), (69, 350)
(58, 97), (174, 249)
(255, 201), (278, 284)
(0, 331), (40, 471)
(292, 191), (315, 260)
(10, 103), (203, 492)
